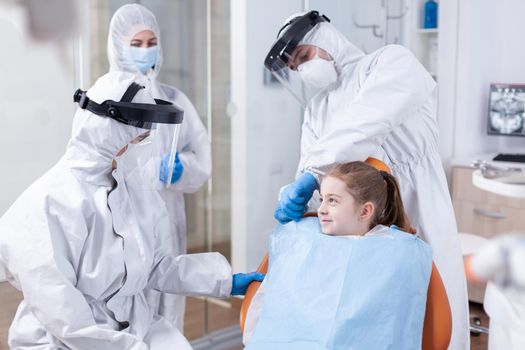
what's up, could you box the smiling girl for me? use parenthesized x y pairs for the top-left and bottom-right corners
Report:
(243, 161), (431, 348)
(318, 161), (414, 237)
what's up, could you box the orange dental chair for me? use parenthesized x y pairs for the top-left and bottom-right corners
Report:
(239, 158), (452, 350)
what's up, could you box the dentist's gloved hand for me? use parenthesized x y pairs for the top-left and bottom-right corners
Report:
(274, 172), (319, 224)
(231, 272), (265, 296)
(160, 152), (184, 184)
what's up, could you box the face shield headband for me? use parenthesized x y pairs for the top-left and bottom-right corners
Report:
(264, 11), (330, 72)
(73, 82), (183, 129)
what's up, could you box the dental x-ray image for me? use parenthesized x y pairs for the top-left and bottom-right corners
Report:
(488, 83), (525, 136)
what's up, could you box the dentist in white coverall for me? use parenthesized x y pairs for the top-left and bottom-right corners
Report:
(268, 12), (469, 349)
(107, 4), (212, 331)
(0, 71), (263, 349)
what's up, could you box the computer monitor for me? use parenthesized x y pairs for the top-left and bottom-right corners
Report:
(487, 83), (525, 137)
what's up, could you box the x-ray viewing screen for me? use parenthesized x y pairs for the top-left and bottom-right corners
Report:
(488, 83), (525, 136)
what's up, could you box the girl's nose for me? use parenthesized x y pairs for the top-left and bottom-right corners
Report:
(318, 203), (327, 215)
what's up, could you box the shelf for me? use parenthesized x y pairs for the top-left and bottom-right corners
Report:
(417, 28), (438, 34)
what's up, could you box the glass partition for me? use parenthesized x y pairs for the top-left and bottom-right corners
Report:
(89, 0), (236, 342)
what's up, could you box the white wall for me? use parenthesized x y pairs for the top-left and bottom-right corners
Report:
(0, 3), (78, 280)
(438, 0), (525, 168)
(309, 0), (406, 53)
(231, 0), (303, 272)
(0, 5), (77, 214)
(436, 0), (458, 171)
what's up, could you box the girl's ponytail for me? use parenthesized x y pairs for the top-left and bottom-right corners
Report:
(377, 171), (414, 233)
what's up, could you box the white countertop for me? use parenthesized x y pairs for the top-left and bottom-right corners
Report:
(473, 170), (525, 198)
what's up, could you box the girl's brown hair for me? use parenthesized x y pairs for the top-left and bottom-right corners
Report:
(326, 161), (414, 233)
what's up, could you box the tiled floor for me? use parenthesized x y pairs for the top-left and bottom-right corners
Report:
(1, 282), (489, 349)
(184, 296), (242, 341)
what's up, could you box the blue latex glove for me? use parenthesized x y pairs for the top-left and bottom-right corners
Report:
(231, 272), (265, 296)
(160, 152), (184, 184)
(274, 172), (318, 224)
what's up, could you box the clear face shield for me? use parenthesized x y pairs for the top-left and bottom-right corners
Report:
(115, 130), (157, 188)
(115, 127), (180, 190)
(264, 11), (334, 109)
(74, 83), (184, 189)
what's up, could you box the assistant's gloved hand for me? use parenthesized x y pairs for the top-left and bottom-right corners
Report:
(231, 272), (265, 296)
(274, 172), (319, 224)
(160, 152), (184, 184)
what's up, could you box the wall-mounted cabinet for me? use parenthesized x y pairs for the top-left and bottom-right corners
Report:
(451, 164), (525, 302)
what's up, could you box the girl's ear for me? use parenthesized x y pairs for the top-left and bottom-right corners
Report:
(359, 201), (375, 221)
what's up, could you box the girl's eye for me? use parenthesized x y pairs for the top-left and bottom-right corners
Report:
(328, 198), (337, 204)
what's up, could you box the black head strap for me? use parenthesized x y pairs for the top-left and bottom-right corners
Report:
(120, 82), (144, 103)
(264, 11), (330, 71)
(73, 83), (183, 129)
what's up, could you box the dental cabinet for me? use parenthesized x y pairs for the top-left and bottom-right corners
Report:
(451, 157), (525, 302)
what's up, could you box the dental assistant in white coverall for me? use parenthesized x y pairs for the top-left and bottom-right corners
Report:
(0, 71), (263, 349)
(107, 4), (212, 330)
(268, 12), (469, 349)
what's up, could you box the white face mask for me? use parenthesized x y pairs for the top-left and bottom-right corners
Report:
(297, 49), (338, 89)
(129, 46), (158, 75)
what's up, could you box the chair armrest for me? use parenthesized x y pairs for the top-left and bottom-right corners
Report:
(422, 262), (452, 350)
(240, 254), (268, 333)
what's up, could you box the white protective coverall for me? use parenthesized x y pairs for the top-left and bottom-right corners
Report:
(0, 72), (231, 350)
(297, 22), (469, 349)
(107, 4), (212, 330)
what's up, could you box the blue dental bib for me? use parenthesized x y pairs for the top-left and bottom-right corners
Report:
(247, 217), (432, 350)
